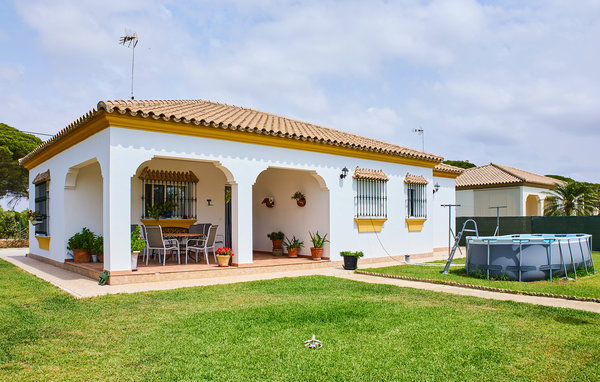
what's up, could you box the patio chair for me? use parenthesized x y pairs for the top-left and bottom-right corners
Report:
(186, 225), (218, 264)
(145, 225), (180, 266)
(189, 223), (210, 236)
(140, 224), (154, 265)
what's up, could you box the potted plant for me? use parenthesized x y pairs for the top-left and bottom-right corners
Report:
(67, 227), (95, 262)
(262, 197), (275, 208)
(267, 231), (285, 249)
(309, 231), (329, 260)
(27, 210), (43, 225)
(291, 191), (306, 207)
(340, 251), (364, 270)
(131, 226), (146, 271)
(284, 236), (304, 258)
(216, 247), (234, 267)
(92, 235), (103, 263)
(162, 201), (178, 218)
(146, 203), (164, 220)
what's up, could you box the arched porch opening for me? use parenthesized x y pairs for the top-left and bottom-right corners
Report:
(130, 157), (234, 265)
(252, 167), (330, 259)
(525, 194), (540, 216)
(64, 159), (104, 262)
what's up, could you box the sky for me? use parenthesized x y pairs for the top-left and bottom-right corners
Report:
(1, 0), (599, 189)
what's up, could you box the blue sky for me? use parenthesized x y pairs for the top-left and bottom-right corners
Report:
(1, 0), (599, 185)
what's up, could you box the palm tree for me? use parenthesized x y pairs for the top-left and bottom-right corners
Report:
(544, 181), (599, 216)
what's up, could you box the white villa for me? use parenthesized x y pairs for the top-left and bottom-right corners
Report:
(20, 100), (462, 275)
(456, 163), (562, 217)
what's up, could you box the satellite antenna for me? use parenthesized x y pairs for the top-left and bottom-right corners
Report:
(119, 29), (139, 100)
(413, 127), (424, 151)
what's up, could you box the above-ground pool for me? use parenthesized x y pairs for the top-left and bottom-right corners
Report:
(466, 234), (595, 282)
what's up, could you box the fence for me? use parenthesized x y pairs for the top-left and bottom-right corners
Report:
(456, 216), (600, 251)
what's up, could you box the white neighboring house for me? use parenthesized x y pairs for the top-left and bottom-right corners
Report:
(19, 99), (463, 272)
(455, 163), (563, 217)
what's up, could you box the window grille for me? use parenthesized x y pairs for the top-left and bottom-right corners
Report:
(406, 183), (427, 218)
(139, 168), (198, 219)
(355, 178), (387, 218)
(34, 181), (49, 235)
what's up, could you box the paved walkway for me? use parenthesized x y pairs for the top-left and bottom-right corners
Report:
(1, 248), (599, 314)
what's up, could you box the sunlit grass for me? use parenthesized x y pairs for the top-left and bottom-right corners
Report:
(362, 252), (600, 299)
(1, 258), (599, 381)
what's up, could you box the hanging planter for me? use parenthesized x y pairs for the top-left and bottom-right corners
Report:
(291, 191), (306, 207)
(27, 210), (43, 225)
(262, 197), (275, 208)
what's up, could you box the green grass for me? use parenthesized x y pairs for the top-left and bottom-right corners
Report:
(362, 252), (600, 299)
(1, 259), (600, 381)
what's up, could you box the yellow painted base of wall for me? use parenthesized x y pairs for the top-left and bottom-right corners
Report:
(354, 218), (387, 233)
(35, 236), (51, 250)
(406, 218), (426, 232)
(140, 219), (197, 229)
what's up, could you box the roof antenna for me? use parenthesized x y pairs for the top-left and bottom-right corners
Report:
(413, 127), (424, 152)
(119, 29), (139, 100)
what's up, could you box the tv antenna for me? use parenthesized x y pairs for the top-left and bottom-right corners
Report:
(413, 127), (424, 151)
(119, 29), (139, 100)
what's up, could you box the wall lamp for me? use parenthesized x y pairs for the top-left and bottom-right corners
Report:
(340, 167), (349, 179)
(433, 183), (440, 194)
(207, 199), (213, 206)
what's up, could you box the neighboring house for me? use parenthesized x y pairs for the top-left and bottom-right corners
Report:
(455, 163), (562, 217)
(19, 100), (462, 272)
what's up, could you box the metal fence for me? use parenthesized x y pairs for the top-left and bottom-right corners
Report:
(456, 216), (600, 251)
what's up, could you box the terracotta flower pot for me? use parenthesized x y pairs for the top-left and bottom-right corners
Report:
(310, 248), (323, 260)
(73, 249), (90, 263)
(296, 198), (306, 207)
(97, 253), (104, 262)
(217, 255), (231, 267)
(272, 239), (283, 249)
(287, 248), (298, 258)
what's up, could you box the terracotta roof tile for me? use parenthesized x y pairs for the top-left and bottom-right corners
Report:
(433, 163), (464, 174)
(456, 163), (563, 189)
(353, 167), (389, 181)
(404, 173), (429, 185)
(20, 99), (445, 166)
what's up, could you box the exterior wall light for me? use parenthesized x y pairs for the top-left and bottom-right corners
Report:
(433, 183), (440, 194)
(340, 167), (349, 179)
(207, 199), (212, 206)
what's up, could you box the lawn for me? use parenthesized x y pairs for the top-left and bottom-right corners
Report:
(362, 252), (600, 300)
(1, 259), (600, 381)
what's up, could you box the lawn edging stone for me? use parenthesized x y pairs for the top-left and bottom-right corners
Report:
(354, 270), (600, 303)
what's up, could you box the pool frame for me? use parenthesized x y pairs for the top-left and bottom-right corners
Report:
(465, 234), (595, 282)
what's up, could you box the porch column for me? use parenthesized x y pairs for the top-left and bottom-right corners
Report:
(102, 153), (135, 272)
(231, 179), (253, 265)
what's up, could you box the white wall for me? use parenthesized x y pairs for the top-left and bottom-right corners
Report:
(28, 129), (110, 263)
(252, 168), (329, 257)
(457, 186), (550, 217)
(456, 190), (474, 217)
(432, 176), (456, 249)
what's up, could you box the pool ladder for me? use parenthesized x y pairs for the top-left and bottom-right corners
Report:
(442, 219), (478, 275)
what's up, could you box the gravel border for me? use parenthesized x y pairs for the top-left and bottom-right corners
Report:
(355, 270), (600, 303)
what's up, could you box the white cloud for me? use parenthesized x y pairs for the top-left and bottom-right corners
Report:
(2, 0), (599, 182)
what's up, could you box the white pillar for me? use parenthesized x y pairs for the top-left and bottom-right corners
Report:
(231, 179), (253, 265)
(102, 152), (135, 271)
